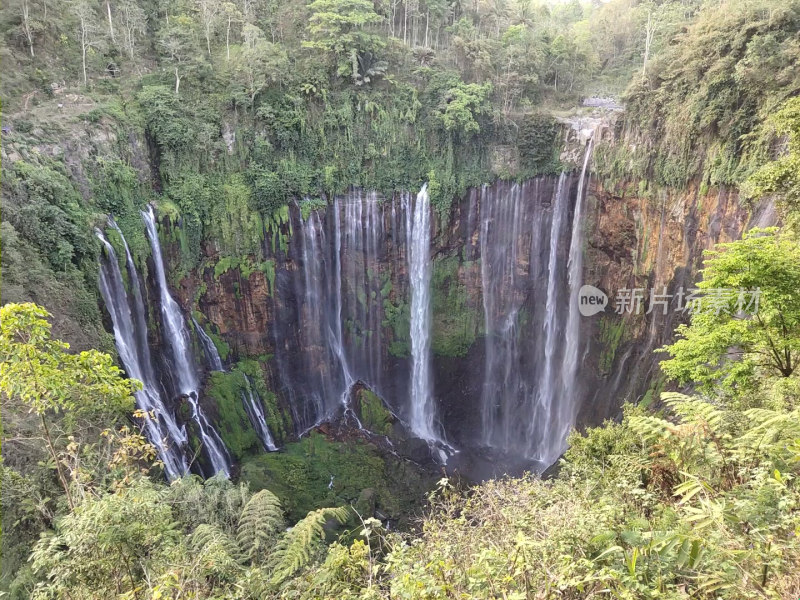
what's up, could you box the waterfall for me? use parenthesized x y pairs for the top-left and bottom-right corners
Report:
(96, 225), (189, 480)
(241, 376), (278, 451)
(142, 206), (231, 478)
(192, 316), (278, 453)
(405, 184), (440, 442)
(282, 192), (394, 433)
(559, 139), (593, 446)
(330, 196), (356, 411)
(480, 183), (526, 446)
(533, 174), (570, 462)
(475, 174), (586, 466)
(193, 317), (225, 372)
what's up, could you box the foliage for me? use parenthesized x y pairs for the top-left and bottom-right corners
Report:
(431, 255), (481, 357)
(601, 0), (800, 190)
(269, 506), (350, 584)
(29, 479), (179, 599)
(745, 97), (800, 216)
(237, 489), (285, 565)
(304, 0), (385, 84)
(354, 388), (393, 437)
(0, 304), (140, 504)
(660, 229), (800, 394)
(240, 431), (434, 524)
(378, 393), (800, 599)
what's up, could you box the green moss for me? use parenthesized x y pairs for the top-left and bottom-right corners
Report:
(431, 256), (481, 357)
(158, 199), (181, 223)
(240, 432), (434, 524)
(206, 370), (260, 460)
(236, 358), (290, 443)
(597, 316), (626, 376)
(260, 259), (276, 294)
(355, 388), (393, 436)
(382, 296), (410, 358)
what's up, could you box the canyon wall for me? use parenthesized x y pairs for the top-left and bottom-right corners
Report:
(154, 164), (768, 478)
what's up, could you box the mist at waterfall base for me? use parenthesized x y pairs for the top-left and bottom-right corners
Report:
(97, 157), (597, 481)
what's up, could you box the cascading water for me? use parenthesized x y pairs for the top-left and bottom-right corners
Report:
(142, 206), (232, 477)
(404, 184), (442, 443)
(559, 139), (594, 447)
(473, 172), (591, 468)
(192, 306), (278, 452)
(480, 182), (540, 448)
(277, 192), (394, 433)
(96, 224), (189, 480)
(193, 317), (225, 372)
(241, 376), (278, 452)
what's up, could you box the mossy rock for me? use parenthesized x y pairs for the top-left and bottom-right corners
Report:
(353, 387), (394, 437)
(240, 432), (436, 525)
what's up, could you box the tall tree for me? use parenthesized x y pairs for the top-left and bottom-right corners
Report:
(196, 0), (222, 55)
(232, 23), (288, 105)
(304, 0), (385, 83)
(72, 0), (103, 86)
(119, 0), (146, 60)
(159, 14), (203, 93)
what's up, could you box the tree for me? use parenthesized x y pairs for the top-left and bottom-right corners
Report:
(660, 229), (800, 393)
(196, 0), (222, 55)
(29, 479), (181, 597)
(232, 23), (288, 105)
(436, 81), (493, 136)
(0, 303), (137, 510)
(104, 0), (114, 43)
(304, 0), (385, 84)
(222, 1), (241, 60)
(13, 0), (39, 57)
(72, 0), (104, 86)
(159, 15), (204, 94)
(119, 0), (146, 60)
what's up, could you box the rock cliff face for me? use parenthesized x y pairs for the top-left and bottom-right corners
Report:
(162, 169), (770, 477)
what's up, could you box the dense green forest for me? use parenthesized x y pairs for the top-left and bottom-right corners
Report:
(2, 0), (800, 597)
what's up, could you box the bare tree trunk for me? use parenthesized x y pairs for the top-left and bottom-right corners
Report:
(226, 16), (231, 60)
(82, 37), (88, 85)
(175, 68), (181, 94)
(22, 0), (35, 57)
(642, 10), (656, 80)
(106, 1), (115, 42)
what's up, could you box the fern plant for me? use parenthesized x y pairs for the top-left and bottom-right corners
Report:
(269, 506), (350, 584)
(237, 489), (285, 565)
(190, 523), (243, 584)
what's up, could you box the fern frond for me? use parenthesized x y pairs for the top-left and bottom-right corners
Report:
(628, 415), (674, 443)
(237, 489), (285, 565)
(189, 523), (243, 582)
(269, 506), (350, 584)
(665, 395), (727, 437)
